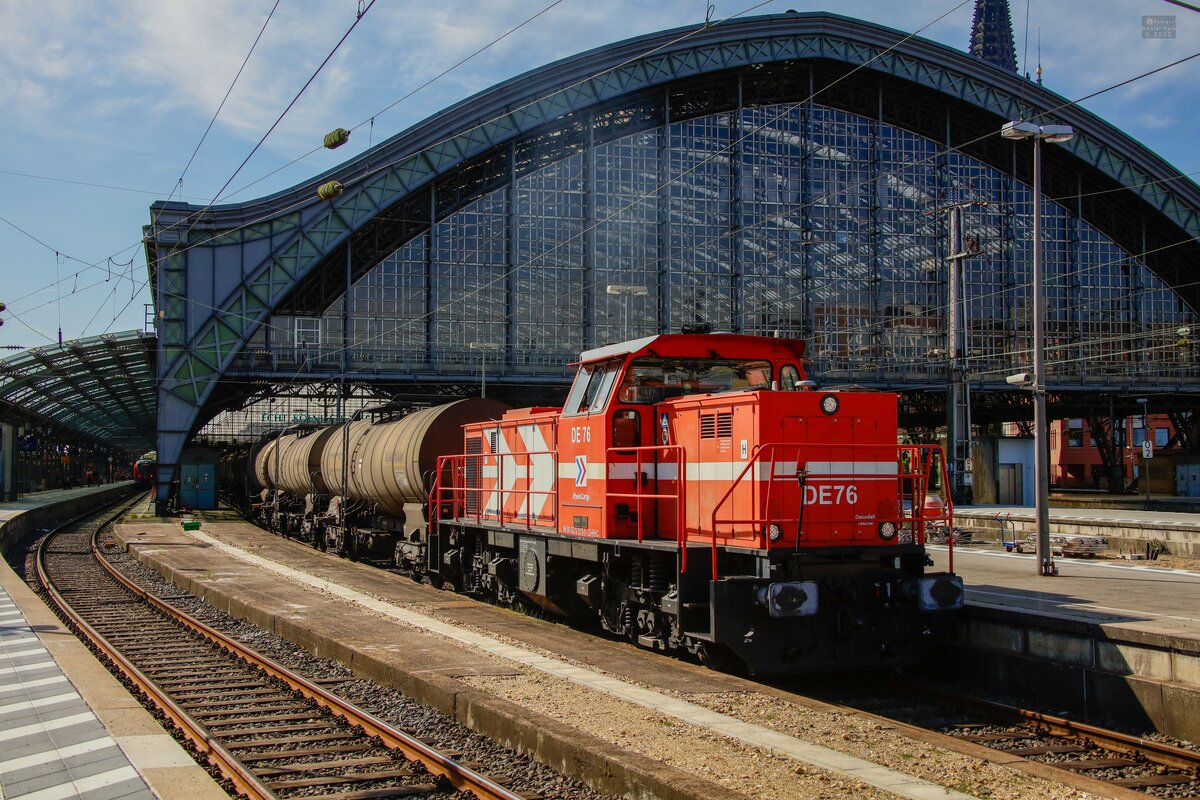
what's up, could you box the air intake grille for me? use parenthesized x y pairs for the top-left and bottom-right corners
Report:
(700, 412), (733, 439)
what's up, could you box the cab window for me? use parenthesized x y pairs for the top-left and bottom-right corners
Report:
(780, 365), (803, 390)
(563, 361), (620, 416)
(617, 357), (773, 404)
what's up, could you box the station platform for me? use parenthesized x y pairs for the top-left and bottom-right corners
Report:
(0, 483), (141, 555)
(0, 485), (225, 800)
(929, 541), (1200, 636)
(954, 502), (1200, 557)
(927, 541), (1200, 741)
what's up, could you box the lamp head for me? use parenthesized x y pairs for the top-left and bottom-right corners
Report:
(1001, 120), (1039, 140)
(1039, 124), (1075, 143)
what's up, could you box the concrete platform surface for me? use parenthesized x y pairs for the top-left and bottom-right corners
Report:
(0, 483), (135, 522)
(0, 484), (141, 558)
(930, 543), (1200, 638)
(958, 503), (1200, 532)
(0, 553), (225, 800)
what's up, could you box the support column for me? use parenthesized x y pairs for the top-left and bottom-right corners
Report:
(0, 422), (14, 501)
(657, 90), (671, 333)
(730, 77), (744, 333)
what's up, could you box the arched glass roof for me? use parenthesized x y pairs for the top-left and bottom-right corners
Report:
(0, 330), (156, 451)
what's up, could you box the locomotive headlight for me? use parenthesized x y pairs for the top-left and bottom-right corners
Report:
(767, 523), (783, 543)
(819, 393), (840, 416)
(905, 574), (965, 611)
(756, 581), (819, 618)
(878, 521), (897, 540)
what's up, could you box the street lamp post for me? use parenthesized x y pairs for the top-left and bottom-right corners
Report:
(1001, 120), (1074, 577)
(1137, 396), (1150, 508)
(469, 341), (501, 398)
(606, 284), (649, 342)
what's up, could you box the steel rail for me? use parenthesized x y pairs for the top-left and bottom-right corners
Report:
(35, 501), (276, 800)
(902, 680), (1200, 772)
(89, 522), (524, 800)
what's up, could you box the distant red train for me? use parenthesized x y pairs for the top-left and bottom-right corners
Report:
(223, 333), (964, 675)
(133, 453), (157, 486)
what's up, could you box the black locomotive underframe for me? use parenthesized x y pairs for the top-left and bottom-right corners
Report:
(428, 519), (948, 675)
(234, 491), (952, 674)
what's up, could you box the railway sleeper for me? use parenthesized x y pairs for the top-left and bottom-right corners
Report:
(253, 756), (399, 776)
(225, 731), (362, 750)
(236, 744), (380, 764)
(266, 770), (424, 790)
(210, 722), (346, 737)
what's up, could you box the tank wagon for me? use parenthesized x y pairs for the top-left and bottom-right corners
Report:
(224, 333), (964, 675)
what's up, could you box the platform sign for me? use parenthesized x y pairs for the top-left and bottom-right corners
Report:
(1143, 440), (1154, 459)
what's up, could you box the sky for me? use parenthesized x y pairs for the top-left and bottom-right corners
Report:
(1, 0), (1197, 353)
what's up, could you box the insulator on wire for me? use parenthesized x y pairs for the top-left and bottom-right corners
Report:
(317, 180), (344, 201)
(323, 128), (350, 149)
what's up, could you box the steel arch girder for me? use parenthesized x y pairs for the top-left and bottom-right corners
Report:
(157, 22), (1200, 415)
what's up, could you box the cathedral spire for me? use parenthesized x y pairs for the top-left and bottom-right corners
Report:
(969, 0), (1019, 73)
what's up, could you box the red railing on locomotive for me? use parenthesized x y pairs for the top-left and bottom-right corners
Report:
(660, 389), (916, 548)
(548, 333), (814, 541)
(459, 408), (559, 529)
(698, 444), (929, 550)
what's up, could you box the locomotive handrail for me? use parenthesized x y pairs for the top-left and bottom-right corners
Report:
(432, 448), (558, 530)
(707, 443), (954, 580)
(605, 444), (687, 571)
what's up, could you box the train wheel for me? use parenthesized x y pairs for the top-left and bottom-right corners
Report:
(425, 572), (445, 590)
(695, 641), (733, 670)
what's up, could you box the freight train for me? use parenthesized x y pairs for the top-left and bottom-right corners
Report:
(219, 333), (964, 675)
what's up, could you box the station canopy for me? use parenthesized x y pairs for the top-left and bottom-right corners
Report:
(0, 330), (156, 452)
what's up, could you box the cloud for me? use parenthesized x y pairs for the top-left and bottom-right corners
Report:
(1139, 112), (1174, 130)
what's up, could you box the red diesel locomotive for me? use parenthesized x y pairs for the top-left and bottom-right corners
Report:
(427, 332), (962, 674)
(231, 333), (964, 675)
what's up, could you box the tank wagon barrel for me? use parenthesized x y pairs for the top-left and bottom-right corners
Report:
(347, 400), (509, 515)
(227, 398), (511, 552)
(277, 426), (339, 497)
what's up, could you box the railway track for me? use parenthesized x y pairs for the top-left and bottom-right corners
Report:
(33, 498), (532, 800)
(805, 678), (1200, 799)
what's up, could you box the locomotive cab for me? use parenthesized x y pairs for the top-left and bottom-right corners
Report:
(555, 334), (816, 542)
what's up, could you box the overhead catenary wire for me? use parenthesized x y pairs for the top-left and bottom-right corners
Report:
(218, 0), (570, 203)
(167, 0), (282, 206)
(0, 169), (211, 202)
(207, 0), (377, 207)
